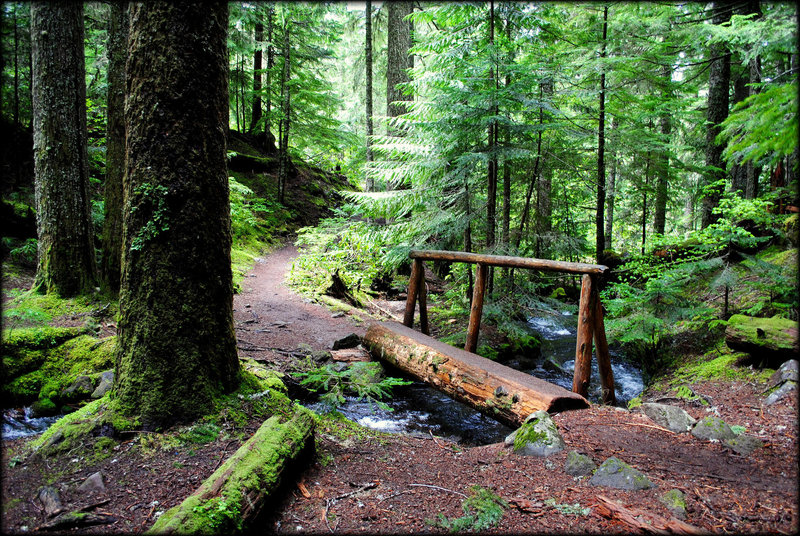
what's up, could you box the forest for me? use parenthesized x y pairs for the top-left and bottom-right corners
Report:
(1, 1), (798, 534)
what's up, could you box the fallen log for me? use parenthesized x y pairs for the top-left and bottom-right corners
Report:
(363, 322), (588, 427)
(147, 406), (314, 534)
(725, 314), (799, 368)
(594, 495), (709, 535)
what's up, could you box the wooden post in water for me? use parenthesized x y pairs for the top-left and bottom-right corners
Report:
(403, 259), (423, 328)
(465, 263), (488, 353)
(572, 274), (595, 398)
(592, 277), (616, 405)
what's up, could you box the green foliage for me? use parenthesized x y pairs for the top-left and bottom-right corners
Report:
(192, 495), (242, 532)
(179, 423), (221, 445)
(129, 183), (171, 252)
(428, 486), (507, 533)
(4, 238), (37, 267)
(292, 361), (411, 413)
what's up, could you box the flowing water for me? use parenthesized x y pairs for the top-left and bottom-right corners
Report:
(2, 407), (60, 441)
(327, 311), (644, 446)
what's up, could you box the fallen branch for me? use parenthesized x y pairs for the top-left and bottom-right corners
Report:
(594, 495), (709, 535)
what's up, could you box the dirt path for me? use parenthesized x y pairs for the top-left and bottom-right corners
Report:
(232, 245), (367, 369)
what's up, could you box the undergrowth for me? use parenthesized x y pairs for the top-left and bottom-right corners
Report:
(427, 485), (507, 532)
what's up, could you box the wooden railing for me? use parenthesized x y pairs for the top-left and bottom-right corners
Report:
(402, 249), (616, 405)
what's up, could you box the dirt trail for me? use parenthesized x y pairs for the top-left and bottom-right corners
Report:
(232, 244), (366, 368)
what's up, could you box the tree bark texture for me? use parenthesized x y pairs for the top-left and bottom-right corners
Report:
(116, 1), (239, 426)
(386, 1), (413, 132)
(30, 2), (97, 297)
(701, 2), (732, 229)
(533, 78), (553, 259)
(654, 111), (671, 236)
(364, 322), (588, 428)
(101, 1), (128, 294)
(278, 21), (291, 204)
(365, 0), (374, 192)
(604, 118), (617, 250)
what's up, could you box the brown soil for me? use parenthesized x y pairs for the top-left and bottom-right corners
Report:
(2, 245), (798, 534)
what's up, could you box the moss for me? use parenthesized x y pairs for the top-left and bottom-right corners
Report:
(670, 349), (774, 384)
(29, 397), (107, 457)
(31, 397), (58, 416)
(1, 326), (84, 378)
(513, 417), (548, 452)
(627, 395), (642, 409)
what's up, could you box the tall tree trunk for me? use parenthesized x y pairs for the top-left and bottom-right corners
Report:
(604, 118), (618, 250)
(251, 20), (263, 133)
(642, 149), (651, 255)
(30, 2), (96, 296)
(386, 1), (413, 135)
(701, 1), (732, 229)
(116, 1), (239, 427)
(486, 0), (497, 294)
(13, 4), (20, 130)
(595, 5), (608, 262)
(464, 180), (473, 302)
(533, 78), (553, 259)
(265, 6), (274, 141)
(365, 0), (374, 192)
(729, 69), (749, 194)
(743, 0), (762, 199)
(101, 0), (128, 294)
(654, 105), (671, 235)
(278, 21), (291, 204)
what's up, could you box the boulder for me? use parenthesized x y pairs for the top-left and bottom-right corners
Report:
(769, 359), (799, 385)
(505, 410), (565, 457)
(61, 375), (94, 402)
(31, 398), (59, 417)
(659, 489), (687, 520)
(765, 380), (797, 406)
(722, 434), (763, 456)
(91, 371), (114, 398)
(77, 471), (106, 494)
(590, 457), (653, 490)
(691, 416), (737, 441)
(564, 450), (596, 477)
(37, 486), (63, 517)
(640, 403), (696, 433)
(332, 333), (361, 350)
(725, 315), (799, 368)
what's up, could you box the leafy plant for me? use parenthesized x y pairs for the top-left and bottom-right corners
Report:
(428, 486), (507, 532)
(292, 361), (411, 413)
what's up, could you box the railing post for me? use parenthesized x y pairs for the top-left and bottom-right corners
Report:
(403, 259), (423, 328)
(592, 276), (615, 405)
(418, 263), (429, 335)
(465, 262), (488, 353)
(572, 274), (595, 397)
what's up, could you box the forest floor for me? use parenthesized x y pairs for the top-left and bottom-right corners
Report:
(1, 244), (798, 534)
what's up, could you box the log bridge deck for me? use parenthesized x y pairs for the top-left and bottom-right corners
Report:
(365, 250), (616, 423)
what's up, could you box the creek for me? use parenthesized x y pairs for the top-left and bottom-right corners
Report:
(324, 311), (644, 446)
(2, 407), (60, 441)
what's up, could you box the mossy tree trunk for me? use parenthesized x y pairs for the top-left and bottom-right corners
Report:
(115, 1), (239, 427)
(30, 2), (97, 297)
(100, 1), (128, 294)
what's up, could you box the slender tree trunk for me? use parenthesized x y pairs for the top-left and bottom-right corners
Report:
(251, 20), (263, 133)
(595, 5), (608, 262)
(486, 0), (497, 293)
(116, 1), (239, 427)
(642, 150), (651, 255)
(13, 4), (20, 130)
(365, 0), (374, 192)
(265, 6), (274, 141)
(654, 112), (671, 235)
(604, 118), (617, 250)
(729, 70), (749, 194)
(30, 2), (97, 296)
(533, 78), (553, 259)
(101, 0), (128, 294)
(386, 1), (413, 135)
(464, 180), (473, 302)
(701, 1), (732, 228)
(278, 21), (291, 204)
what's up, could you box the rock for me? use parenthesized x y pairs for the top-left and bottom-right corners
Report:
(505, 410), (565, 457)
(590, 457), (654, 490)
(61, 375), (94, 402)
(541, 357), (563, 372)
(691, 416), (737, 441)
(332, 333), (361, 350)
(564, 450), (596, 477)
(91, 371), (114, 398)
(78, 471), (106, 494)
(722, 434), (764, 456)
(659, 489), (687, 520)
(640, 403), (696, 433)
(725, 314), (799, 368)
(31, 398), (59, 417)
(38, 486), (63, 517)
(769, 359), (799, 385)
(765, 380), (797, 406)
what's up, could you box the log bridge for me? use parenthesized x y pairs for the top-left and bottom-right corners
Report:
(363, 250), (615, 426)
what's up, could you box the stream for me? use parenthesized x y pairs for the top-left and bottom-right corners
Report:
(322, 311), (644, 446)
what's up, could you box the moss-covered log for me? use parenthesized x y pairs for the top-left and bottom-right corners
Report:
(725, 314), (799, 367)
(147, 406), (315, 534)
(364, 322), (588, 428)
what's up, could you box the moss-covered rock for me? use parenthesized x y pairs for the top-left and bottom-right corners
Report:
(29, 398), (107, 458)
(1, 326), (84, 379)
(589, 457), (653, 490)
(660, 489), (687, 520)
(505, 410), (565, 457)
(725, 314), (799, 368)
(690, 416), (737, 442)
(564, 450), (596, 477)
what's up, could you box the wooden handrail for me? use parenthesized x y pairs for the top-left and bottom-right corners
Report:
(409, 249), (609, 275)
(403, 249), (616, 406)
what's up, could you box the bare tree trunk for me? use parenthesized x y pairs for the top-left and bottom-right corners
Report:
(251, 20), (263, 133)
(365, 0), (374, 192)
(117, 1), (239, 427)
(701, 1), (732, 228)
(595, 5), (608, 262)
(101, 0), (128, 294)
(386, 1), (413, 135)
(486, 0), (497, 293)
(604, 118), (617, 250)
(30, 2), (97, 296)
(278, 21), (291, 204)
(265, 6), (274, 143)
